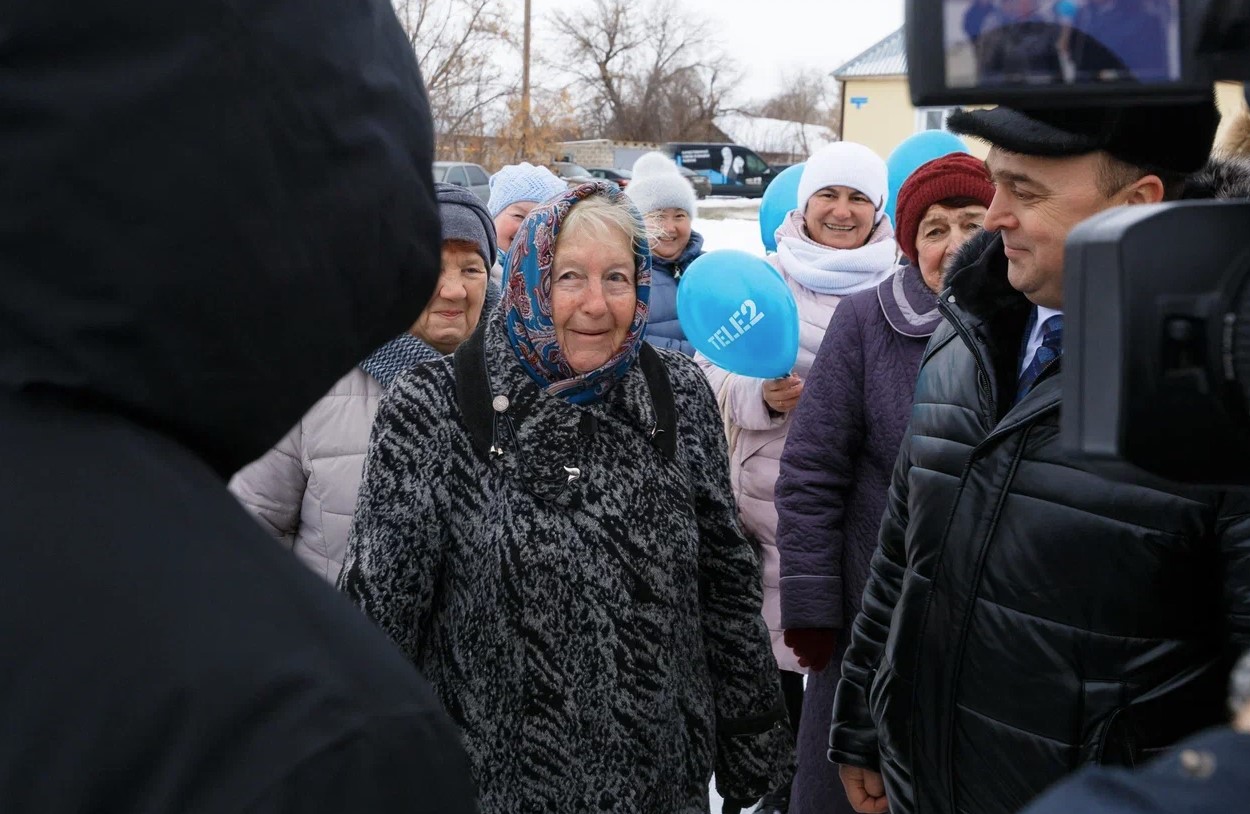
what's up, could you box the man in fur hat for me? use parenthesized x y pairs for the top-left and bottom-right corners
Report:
(829, 95), (1250, 814)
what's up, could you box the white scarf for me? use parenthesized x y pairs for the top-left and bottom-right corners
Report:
(775, 209), (898, 295)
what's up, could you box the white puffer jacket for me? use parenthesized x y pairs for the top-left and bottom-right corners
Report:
(229, 367), (383, 583)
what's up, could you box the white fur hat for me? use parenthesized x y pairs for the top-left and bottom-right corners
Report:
(797, 142), (889, 220)
(625, 152), (697, 216)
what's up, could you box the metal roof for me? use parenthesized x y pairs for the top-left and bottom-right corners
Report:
(713, 113), (837, 156)
(832, 27), (906, 79)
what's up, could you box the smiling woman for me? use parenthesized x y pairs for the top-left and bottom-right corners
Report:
(695, 139), (900, 813)
(549, 195), (641, 373)
(339, 180), (795, 814)
(410, 239), (489, 354)
(228, 182), (498, 583)
(774, 152), (994, 814)
(625, 151), (706, 356)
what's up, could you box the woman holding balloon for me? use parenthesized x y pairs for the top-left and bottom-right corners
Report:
(340, 181), (792, 814)
(695, 141), (898, 814)
(774, 152), (993, 814)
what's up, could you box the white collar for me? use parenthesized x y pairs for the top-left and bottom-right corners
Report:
(1031, 305), (1064, 345)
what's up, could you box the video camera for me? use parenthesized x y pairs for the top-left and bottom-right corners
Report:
(906, 0), (1250, 486)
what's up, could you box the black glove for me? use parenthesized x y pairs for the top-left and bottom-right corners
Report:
(722, 797), (754, 814)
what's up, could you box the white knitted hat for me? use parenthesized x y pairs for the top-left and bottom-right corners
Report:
(625, 152), (697, 216)
(797, 142), (889, 221)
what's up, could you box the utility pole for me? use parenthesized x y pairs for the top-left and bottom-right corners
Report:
(520, 0), (532, 160)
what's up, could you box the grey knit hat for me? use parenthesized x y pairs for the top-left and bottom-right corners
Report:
(436, 182), (496, 267)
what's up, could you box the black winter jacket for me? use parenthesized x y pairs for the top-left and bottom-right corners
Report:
(0, 1), (473, 811)
(829, 227), (1250, 814)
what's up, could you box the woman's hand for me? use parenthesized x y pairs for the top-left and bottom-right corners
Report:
(762, 375), (804, 414)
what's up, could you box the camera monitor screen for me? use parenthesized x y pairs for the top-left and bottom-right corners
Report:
(943, 0), (1181, 91)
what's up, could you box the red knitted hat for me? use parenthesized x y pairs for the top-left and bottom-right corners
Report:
(895, 153), (995, 264)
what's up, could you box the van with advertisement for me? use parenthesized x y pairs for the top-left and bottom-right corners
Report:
(663, 143), (775, 197)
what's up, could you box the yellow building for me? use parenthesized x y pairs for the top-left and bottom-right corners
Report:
(835, 28), (987, 162)
(835, 27), (1242, 164)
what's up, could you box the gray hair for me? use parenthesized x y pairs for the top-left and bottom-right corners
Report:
(559, 192), (649, 257)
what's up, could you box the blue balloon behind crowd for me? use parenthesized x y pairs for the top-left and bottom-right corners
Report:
(884, 131), (970, 221)
(758, 163), (805, 253)
(677, 249), (799, 379)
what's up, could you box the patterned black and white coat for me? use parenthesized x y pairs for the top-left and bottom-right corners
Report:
(340, 316), (793, 814)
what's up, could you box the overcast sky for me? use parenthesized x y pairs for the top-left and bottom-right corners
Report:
(523, 0), (905, 104)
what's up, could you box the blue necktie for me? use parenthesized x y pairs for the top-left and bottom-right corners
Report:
(1016, 315), (1063, 402)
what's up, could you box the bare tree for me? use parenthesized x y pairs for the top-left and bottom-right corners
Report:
(755, 68), (842, 134)
(548, 0), (736, 142)
(478, 89), (583, 168)
(392, 0), (515, 155)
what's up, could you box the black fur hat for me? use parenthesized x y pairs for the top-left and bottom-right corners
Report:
(1181, 156), (1250, 201)
(948, 93), (1219, 175)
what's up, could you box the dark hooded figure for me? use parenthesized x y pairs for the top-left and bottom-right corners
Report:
(0, 1), (474, 812)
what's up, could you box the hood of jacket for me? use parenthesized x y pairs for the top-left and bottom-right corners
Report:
(0, 0), (440, 477)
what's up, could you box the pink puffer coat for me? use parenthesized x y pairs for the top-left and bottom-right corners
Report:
(697, 215), (897, 672)
(697, 266), (840, 673)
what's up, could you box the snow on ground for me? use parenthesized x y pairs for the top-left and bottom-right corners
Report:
(695, 197), (767, 257)
(699, 196), (766, 211)
(709, 781), (726, 812)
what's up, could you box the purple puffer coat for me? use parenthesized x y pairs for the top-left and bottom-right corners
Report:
(773, 262), (940, 814)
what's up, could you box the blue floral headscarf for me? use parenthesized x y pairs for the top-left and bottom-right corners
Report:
(503, 181), (651, 405)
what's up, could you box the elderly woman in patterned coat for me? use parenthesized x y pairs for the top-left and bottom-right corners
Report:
(339, 181), (793, 814)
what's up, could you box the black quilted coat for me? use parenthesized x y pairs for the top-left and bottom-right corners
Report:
(829, 226), (1250, 814)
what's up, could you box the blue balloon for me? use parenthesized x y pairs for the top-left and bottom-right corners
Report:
(676, 250), (799, 379)
(758, 163), (805, 253)
(884, 131), (970, 221)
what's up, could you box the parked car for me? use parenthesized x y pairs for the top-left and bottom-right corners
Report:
(675, 165), (712, 200)
(586, 167), (631, 189)
(551, 161), (597, 187)
(432, 161), (491, 204)
(663, 142), (775, 198)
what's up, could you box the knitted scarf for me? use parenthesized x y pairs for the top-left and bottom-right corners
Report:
(502, 181), (651, 405)
(358, 333), (443, 387)
(774, 209), (898, 295)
